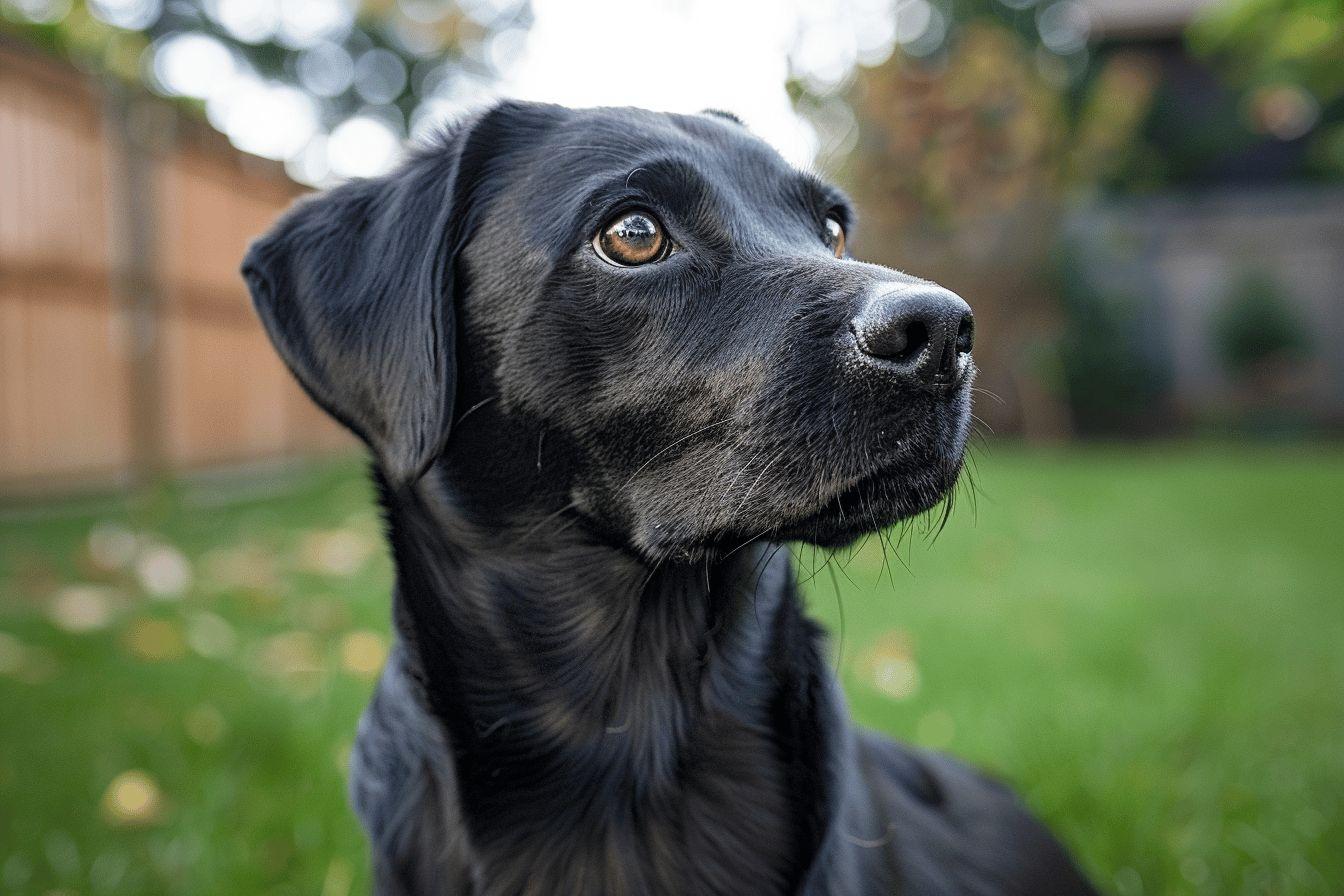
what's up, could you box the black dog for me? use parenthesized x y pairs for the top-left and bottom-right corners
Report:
(244, 101), (1096, 895)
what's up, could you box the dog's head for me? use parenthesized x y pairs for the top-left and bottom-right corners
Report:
(245, 101), (974, 560)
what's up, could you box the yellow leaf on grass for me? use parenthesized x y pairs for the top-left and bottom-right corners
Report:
(340, 630), (388, 679)
(122, 618), (186, 662)
(101, 770), (164, 827)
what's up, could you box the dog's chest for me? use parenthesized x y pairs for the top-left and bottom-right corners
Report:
(470, 712), (798, 896)
(354, 654), (803, 896)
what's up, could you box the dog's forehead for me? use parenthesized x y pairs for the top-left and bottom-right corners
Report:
(512, 106), (806, 206)
(569, 106), (786, 168)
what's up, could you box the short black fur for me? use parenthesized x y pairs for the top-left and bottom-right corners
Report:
(244, 100), (1097, 895)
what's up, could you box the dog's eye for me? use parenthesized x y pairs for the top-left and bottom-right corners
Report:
(594, 210), (671, 266)
(824, 216), (846, 258)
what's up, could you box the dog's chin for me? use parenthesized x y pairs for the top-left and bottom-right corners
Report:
(751, 391), (973, 550)
(616, 393), (973, 562)
(618, 449), (963, 564)
(773, 449), (965, 549)
(634, 442), (966, 562)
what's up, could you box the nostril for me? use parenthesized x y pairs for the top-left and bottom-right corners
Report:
(852, 316), (930, 363)
(956, 315), (974, 354)
(898, 320), (929, 364)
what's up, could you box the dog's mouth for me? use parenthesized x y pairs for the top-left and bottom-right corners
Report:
(676, 421), (968, 556)
(770, 447), (965, 548)
(737, 375), (973, 549)
(608, 439), (966, 562)
(600, 374), (974, 560)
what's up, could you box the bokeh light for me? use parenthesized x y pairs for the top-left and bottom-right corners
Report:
(88, 0), (161, 30)
(327, 114), (402, 178)
(208, 76), (320, 161)
(205, 0), (278, 44)
(296, 40), (355, 97)
(149, 32), (235, 99)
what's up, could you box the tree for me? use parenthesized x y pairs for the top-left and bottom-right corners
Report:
(1189, 0), (1344, 177)
(1, 0), (530, 182)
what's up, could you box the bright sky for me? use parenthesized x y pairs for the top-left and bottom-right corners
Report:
(394, 0), (911, 178)
(505, 0), (921, 166)
(502, 0), (879, 166)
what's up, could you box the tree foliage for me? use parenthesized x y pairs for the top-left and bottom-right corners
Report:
(1190, 0), (1344, 175)
(1, 0), (529, 178)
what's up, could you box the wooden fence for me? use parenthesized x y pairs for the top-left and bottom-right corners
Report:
(0, 40), (350, 496)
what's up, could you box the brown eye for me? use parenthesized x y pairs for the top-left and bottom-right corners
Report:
(824, 216), (846, 258)
(594, 210), (671, 266)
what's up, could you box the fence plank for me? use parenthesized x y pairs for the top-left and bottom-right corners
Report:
(0, 42), (351, 495)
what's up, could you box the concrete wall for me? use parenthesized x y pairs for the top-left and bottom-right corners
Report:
(1068, 186), (1344, 424)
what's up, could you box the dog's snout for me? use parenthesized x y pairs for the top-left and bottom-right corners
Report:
(850, 285), (974, 387)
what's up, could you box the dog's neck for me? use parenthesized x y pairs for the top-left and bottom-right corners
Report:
(376, 467), (840, 894)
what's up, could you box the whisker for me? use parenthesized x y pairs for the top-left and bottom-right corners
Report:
(454, 394), (499, 426)
(621, 418), (733, 490)
(510, 499), (582, 546)
(971, 386), (1007, 407)
(827, 559), (846, 675)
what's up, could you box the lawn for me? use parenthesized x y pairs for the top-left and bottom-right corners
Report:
(0, 444), (1341, 895)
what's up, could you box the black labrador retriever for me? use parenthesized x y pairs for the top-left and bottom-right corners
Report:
(244, 101), (1097, 895)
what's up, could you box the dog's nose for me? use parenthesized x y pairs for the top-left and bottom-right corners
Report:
(850, 284), (974, 387)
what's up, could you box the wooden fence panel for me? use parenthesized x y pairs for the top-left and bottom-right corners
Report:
(161, 311), (294, 466)
(0, 45), (132, 487)
(0, 41), (351, 495)
(154, 143), (349, 469)
(0, 283), (132, 480)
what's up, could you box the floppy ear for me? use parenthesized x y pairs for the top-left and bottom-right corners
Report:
(243, 119), (482, 483)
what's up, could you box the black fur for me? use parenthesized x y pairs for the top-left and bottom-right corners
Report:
(244, 100), (1096, 895)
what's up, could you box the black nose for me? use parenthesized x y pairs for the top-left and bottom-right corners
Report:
(850, 284), (974, 387)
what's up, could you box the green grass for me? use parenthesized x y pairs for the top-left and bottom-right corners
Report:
(1, 445), (1341, 895)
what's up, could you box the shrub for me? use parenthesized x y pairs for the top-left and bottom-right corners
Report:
(1212, 272), (1311, 379)
(1054, 249), (1172, 435)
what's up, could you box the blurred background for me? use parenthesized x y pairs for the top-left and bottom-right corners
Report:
(0, 0), (1341, 893)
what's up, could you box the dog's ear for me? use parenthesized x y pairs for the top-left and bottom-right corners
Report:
(701, 108), (745, 127)
(243, 117), (486, 483)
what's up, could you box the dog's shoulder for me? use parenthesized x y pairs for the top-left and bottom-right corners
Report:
(848, 731), (1098, 896)
(349, 644), (475, 895)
